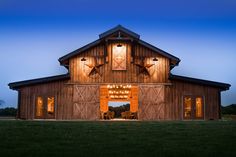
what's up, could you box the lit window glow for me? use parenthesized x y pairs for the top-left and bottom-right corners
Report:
(47, 97), (55, 114)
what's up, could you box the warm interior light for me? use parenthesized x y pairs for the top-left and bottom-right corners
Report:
(107, 84), (131, 100)
(47, 97), (54, 114)
(81, 57), (87, 61)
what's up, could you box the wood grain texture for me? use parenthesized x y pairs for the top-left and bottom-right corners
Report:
(165, 80), (220, 120)
(18, 80), (72, 120)
(16, 40), (221, 120)
(138, 85), (165, 120)
(69, 43), (169, 84)
(73, 85), (100, 120)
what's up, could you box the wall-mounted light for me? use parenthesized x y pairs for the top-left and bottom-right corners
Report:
(153, 57), (158, 62)
(117, 44), (122, 47)
(81, 57), (86, 61)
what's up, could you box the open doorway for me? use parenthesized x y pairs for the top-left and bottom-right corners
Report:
(108, 102), (130, 119)
(100, 84), (139, 120)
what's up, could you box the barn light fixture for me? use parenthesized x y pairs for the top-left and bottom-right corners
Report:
(117, 44), (122, 47)
(153, 57), (158, 62)
(81, 57), (87, 61)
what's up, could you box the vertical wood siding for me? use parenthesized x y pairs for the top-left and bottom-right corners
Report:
(165, 80), (220, 120)
(69, 43), (170, 84)
(138, 85), (165, 120)
(18, 80), (73, 120)
(17, 42), (221, 120)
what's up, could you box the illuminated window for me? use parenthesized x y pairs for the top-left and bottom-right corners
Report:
(184, 97), (192, 118)
(36, 97), (43, 117)
(47, 97), (55, 114)
(184, 96), (204, 119)
(195, 97), (203, 118)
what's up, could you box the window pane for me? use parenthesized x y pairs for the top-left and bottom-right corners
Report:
(36, 97), (43, 117)
(196, 97), (203, 118)
(184, 97), (192, 118)
(47, 97), (54, 114)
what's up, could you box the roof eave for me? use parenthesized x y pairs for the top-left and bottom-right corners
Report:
(138, 39), (181, 66)
(8, 74), (70, 90)
(58, 39), (101, 65)
(169, 74), (231, 91)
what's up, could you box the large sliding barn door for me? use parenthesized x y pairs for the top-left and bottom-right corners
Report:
(138, 85), (165, 120)
(73, 85), (100, 120)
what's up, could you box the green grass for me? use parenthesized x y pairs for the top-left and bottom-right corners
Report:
(0, 121), (236, 157)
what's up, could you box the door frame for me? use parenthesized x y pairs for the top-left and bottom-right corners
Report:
(35, 96), (44, 119)
(34, 95), (56, 119)
(183, 95), (205, 120)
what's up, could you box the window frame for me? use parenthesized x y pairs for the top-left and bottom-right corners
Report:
(183, 95), (205, 120)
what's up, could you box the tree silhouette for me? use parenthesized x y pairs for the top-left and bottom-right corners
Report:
(109, 103), (130, 118)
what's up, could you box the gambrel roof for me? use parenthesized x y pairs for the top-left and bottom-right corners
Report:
(58, 25), (181, 68)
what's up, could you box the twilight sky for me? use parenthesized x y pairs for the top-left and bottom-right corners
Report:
(0, 0), (236, 108)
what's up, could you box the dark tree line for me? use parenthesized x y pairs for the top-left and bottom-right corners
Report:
(0, 107), (17, 116)
(109, 104), (130, 118)
(221, 104), (236, 115)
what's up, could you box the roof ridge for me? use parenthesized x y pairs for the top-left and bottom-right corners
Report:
(99, 25), (140, 39)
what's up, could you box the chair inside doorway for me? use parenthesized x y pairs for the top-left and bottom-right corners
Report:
(100, 84), (138, 120)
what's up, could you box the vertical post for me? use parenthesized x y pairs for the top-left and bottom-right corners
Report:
(104, 40), (108, 63)
(218, 91), (222, 119)
(17, 90), (21, 119)
(131, 41), (135, 63)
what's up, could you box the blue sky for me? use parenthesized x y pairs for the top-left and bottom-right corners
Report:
(0, 0), (236, 108)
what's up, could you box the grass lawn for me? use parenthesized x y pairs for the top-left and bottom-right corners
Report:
(0, 121), (236, 157)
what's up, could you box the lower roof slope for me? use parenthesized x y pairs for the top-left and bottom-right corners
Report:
(8, 73), (230, 91)
(169, 74), (230, 91)
(9, 74), (70, 90)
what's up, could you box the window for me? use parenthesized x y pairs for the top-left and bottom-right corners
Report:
(183, 96), (204, 119)
(47, 97), (55, 115)
(195, 97), (203, 118)
(184, 97), (192, 119)
(35, 96), (55, 119)
(36, 97), (43, 117)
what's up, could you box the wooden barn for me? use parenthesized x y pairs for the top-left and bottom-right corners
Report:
(9, 25), (230, 120)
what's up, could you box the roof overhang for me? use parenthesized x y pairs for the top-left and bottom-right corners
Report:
(58, 25), (180, 68)
(8, 74), (70, 90)
(169, 74), (231, 91)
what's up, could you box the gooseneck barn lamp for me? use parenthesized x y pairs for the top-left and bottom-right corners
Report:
(117, 43), (122, 47)
(81, 57), (87, 61)
(153, 57), (158, 62)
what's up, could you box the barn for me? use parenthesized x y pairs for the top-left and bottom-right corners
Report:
(9, 25), (230, 120)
